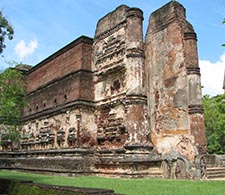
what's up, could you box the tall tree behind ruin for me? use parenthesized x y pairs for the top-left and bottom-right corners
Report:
(0, 10), (14, 54)
(203, 94), (225, 154)
(0, 68), (26, 149)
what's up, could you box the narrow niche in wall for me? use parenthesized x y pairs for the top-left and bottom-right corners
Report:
(54, 98), (57, 105)
(111, 79), (121, 94)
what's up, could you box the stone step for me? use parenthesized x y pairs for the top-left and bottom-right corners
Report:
(207, 173), (225, 179)
(207, 167), (225, 172)
(207, 167), (225, 179)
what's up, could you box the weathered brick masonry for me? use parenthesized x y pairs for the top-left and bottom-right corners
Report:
(0, 1), (208, 179)
(145, 1), (207, 162)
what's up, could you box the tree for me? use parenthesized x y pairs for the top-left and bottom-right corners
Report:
(203, 94), (225, 154)
(0, 68), (26, 150)
(0, 11), (14, 54)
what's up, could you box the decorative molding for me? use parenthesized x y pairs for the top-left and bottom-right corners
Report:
(188, 104), (204, 114)
(184, 32), (197, 41)
(186, 66), (200, 75)
(124, 94), (148, 105)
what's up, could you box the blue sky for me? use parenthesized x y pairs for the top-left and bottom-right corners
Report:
(0, 0), (224, 96)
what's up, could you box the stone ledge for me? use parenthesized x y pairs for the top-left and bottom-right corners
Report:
(0, 148), (95, 158)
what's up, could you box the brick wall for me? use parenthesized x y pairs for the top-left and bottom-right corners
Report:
(26, 36), (93, 93)
(23, 36), (94, 118)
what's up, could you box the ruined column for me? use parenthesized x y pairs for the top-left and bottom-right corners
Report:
(145, 1), (207, 161)
(184, 28), (207, 153)
(125, 8), (145, 95)
(124, 8), (148, 144)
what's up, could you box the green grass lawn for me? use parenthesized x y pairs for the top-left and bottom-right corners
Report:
(0, 170), (224, 195)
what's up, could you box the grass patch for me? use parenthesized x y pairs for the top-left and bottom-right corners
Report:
(0, 170), (225, 195)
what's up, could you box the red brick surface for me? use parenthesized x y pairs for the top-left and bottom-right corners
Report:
(26, 37), (93, 93)
(24, 37), (93, 117)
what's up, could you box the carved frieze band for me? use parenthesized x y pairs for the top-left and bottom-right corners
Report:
(188, 104), (204, 114)
(186, 66), (200, 75)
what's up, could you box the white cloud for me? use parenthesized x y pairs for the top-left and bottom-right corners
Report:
(14, 39), (38, 59)
(199, 53), (225, 96)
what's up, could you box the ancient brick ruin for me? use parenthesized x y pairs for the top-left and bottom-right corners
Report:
(0, 1), (210, 179)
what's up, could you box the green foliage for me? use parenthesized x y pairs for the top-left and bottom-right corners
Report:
(203, 94), (225, 154)
(0, 170), (225, 195)
(0, 11), (14, 54)
(0, 68), (26, 124)
(0, 68), (26, 149)
(0, 125), (21, 149)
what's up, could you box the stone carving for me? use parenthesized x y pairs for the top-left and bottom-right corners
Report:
(162, 153), (193, 179)
(94, 32), (125, 71)
(67, 127), (76, 147)
(195, 155), (207, 179)
(57, 129), (65, 146)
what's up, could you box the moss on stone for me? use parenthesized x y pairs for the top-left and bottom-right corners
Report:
(7, 180), (82, 195)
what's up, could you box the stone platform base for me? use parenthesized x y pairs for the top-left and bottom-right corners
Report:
(1, 147), (221, 179)
(0, 145), (163, 178)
